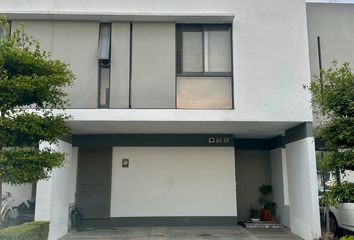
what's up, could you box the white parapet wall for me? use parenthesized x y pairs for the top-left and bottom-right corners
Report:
(35, 141), (77, 240)
(286, 137), (321, 240)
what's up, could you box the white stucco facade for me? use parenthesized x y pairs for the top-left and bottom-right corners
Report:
(286, 138), (321, 240)
(1, 0), (314, 126)
(0, 1), (325, 240)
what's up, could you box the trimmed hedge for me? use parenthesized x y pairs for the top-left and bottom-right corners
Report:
(0, 221), (49, 240)
(341, 236), (354, 240)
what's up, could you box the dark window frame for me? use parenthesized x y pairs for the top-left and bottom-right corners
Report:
(175, 23), (234, 110)
(176, 23), (233, 77)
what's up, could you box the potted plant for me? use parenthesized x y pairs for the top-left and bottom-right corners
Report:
(258, 185), (276, 221)
(249, 205), (260, 222)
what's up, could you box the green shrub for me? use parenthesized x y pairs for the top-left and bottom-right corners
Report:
(341, 236), (354, 240)
(0, 221), (49, 240)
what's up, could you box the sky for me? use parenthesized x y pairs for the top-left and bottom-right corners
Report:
(306, 0), (354, 3)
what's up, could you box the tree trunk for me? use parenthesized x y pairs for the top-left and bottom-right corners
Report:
(335, 167), (341, 186)
(324, 206), (331, 240)
(0, 110), (4, 201)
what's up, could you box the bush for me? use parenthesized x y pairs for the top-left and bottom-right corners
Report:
(0, 221), (49, 240)
(341, 236), (354, 240)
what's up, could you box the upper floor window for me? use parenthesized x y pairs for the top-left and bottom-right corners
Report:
(98, 23), (111, 108)
(176, 24), (233, 109)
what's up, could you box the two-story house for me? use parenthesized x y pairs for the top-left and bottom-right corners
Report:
(1, 1), (322, 239)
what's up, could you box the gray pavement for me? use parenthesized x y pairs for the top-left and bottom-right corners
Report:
(62, 226), (303, 240)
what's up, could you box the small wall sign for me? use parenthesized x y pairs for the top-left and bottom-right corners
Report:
(122, 159), (129, 168)
(208, 137), (230, 144)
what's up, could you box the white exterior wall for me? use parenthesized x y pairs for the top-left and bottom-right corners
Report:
(110, 22), (131, 109)
(11, 20), (99, 108)
(111, 147), (236, 217)
(286, 138), (321, 240)
(1, 184), (32, 207)
(2, 0), (313, 123)
(35, 141), (77, 240)
(270, 148), (290, 228)
(131, 22), (176, 108)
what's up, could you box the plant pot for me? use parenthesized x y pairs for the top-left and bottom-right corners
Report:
(261, 208), (271, 221)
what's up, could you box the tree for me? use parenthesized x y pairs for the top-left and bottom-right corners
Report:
(0, 17), (75, 189)
(309, 61), (354, 238)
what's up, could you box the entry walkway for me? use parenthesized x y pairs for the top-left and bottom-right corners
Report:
(63, 226), (303, 240)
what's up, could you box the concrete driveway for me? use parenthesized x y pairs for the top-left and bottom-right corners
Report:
(62, 226), (303, 240)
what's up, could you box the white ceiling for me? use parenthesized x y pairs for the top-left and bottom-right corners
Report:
(68, 120), (300, 139)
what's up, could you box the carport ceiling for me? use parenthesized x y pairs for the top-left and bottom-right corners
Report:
(68, 121), (300, 139)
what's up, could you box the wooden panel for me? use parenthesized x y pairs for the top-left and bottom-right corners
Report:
(76, 148), (112, 218)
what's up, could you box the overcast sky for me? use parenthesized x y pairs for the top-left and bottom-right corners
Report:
(306, 0), (354, 3)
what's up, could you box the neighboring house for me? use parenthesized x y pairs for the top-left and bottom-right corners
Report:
(0, 1), (325, 240)
(307, 3), (354, 188)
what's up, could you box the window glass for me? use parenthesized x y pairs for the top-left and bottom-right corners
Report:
(98, 23), (111, 108)
(207, 29), (232, 72)
(98, 24), (111, 60)
(99, 67), (110, 107)
(182, 31), (203, 72)
(176, 24), (233, 109)
(177, 77), (233, 109)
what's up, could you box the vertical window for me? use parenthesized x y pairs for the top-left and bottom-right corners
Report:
(98, 23), (111, 108)
(176, 24), (233, 109)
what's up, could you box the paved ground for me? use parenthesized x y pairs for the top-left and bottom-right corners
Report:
(62, 226), (303, 240)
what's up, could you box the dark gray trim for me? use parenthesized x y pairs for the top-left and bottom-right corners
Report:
(84, 217), (238, 228)
(176, 24), (182, 74)
(234, 139), (272, 150)
(269, 135), (285, 149)
(235, 122), (313, 150)
(72, 123), (313, 149)
(59, 135), (72, 144)
(230, 23), (235, 110)
(284, 122), (313, 144)
(202, 25), (205, 72)
(72, 134), (234, 147)
(76, 148), (112, 219)
(128, 22), (133, 109)
(177, 72), (232, 77)
(234, 137), (284, 150)
(178, 24), (231, 32)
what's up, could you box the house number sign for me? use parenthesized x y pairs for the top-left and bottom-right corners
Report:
(208, 137), (230, 144)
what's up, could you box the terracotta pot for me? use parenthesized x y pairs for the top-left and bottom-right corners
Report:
(261, 208), (271, 221)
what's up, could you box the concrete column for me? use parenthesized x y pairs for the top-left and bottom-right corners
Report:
(285, 137), (321, 240)
(35, 140), (77, 240)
